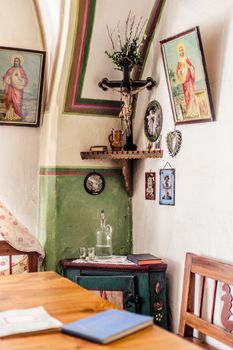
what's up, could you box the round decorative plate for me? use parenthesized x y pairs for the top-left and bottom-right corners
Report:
(144, 100), (163, 142)
(84, 172), (105, 195)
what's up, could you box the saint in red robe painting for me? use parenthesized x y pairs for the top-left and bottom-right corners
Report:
(2, 56), (28, 121)
(176, 43), (199, 118)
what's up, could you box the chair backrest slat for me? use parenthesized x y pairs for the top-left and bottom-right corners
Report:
(198, 275), (205, 317)
(0, 241), (38, 274)
(191, 257), (233, 284)
(179, 252), (233, 348)
(9, 255), (12, 274)
(185, 312), (233, 347)
(211, 280), (218, 324)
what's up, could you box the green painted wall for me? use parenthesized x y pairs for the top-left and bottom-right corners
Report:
(39, 167), (132, 271)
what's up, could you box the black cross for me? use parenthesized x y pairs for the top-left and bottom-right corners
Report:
(99, 57), (156, 151)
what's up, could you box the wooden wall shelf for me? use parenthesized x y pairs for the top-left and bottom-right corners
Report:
(80, 150), (163, 196)
(81, 150), (163, 160)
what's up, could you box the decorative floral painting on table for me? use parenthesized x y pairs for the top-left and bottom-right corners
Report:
(94, 290), (123, 309)
(160, 27), (215, 125)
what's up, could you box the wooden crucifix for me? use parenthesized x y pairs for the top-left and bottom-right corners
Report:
(99, 57), (157, 151)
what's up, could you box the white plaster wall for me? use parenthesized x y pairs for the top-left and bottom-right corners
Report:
(0, 0), (43, 234)
(133, 0), (233, 346)
(35, 0), (63, 107)
(39, 0), (119, 168)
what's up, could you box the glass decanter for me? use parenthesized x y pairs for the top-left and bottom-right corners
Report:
(95, 210), (112, 259)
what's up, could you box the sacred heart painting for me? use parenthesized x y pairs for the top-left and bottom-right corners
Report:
(0, 47), (46, 127)
(160, 27), (215, 125)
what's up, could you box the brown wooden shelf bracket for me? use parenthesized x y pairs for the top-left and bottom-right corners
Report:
(80, 150), (163, 197)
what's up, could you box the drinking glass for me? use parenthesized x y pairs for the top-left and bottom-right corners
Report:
(79, 247), (86, 259)
(87, 247), (95, 260)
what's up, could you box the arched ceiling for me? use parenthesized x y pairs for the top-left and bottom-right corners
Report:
(64, 0), (165, 116)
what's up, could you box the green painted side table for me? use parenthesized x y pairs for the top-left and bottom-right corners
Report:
(60, 256), (168, 329)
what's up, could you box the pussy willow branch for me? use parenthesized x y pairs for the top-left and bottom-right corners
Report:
(134, 16), (142, 39)
(117, 22), (122, 48)
(138, 18), (148, 41)
(125, 10), (131, 42)
(106, 24), (115, 50)
(128, 15), (135, 43)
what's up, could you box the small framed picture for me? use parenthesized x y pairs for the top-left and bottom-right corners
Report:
(159, 169), (175, 205)
(160, 27), (215, 125)
(0, 46), (46, 127)
(145, 172), (156, 200)
(144, 100), (163, 142)
(84, 172), (105, 195)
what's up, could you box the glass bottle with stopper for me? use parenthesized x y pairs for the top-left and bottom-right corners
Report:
(95, 210), (112, 259)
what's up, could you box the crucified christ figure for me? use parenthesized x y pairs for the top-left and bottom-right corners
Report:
(101, 81), (153, 136)
(99, 56), (156, 150)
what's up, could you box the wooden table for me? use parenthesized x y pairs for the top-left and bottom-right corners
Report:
(0, 272), (201, 350)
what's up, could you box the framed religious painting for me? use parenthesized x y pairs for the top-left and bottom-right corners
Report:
(160, 27), (215, 125)
(145, 172), (156, 200)
(159, 169), (175, 206)
(0, 47), (46, 127)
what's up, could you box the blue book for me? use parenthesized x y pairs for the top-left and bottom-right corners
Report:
(61, 309), (153, 344)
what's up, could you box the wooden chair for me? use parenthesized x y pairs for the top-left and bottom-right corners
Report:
(178, 252), (233, 349)
(0, 240), (39, 274)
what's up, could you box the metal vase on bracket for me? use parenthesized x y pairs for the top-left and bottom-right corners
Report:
(166, 130), (182, 157)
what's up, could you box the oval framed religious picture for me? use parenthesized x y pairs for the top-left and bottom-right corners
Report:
(84, 172), (105, 195)
(144, 100), (163, 142)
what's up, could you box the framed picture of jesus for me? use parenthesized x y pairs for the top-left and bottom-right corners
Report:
(0, 47), (46, 127)
(160, 27), (215, 125)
